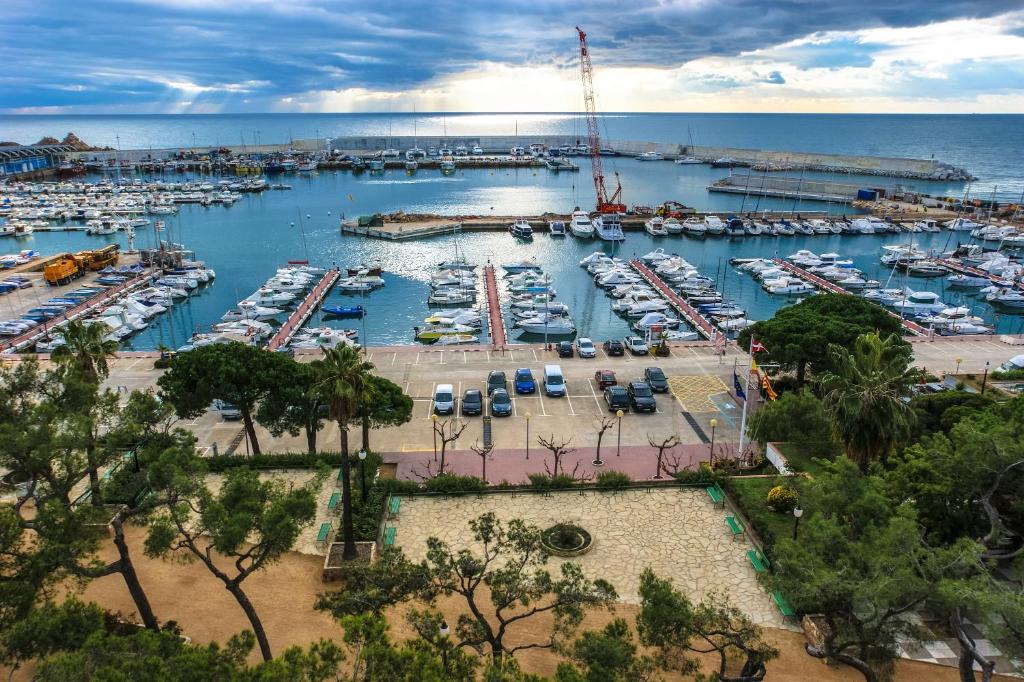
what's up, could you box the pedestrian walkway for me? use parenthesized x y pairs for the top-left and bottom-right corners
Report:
(483, 264), (506, 348)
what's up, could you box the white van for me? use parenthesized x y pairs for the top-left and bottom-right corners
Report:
(543, 365), (566, 397)
(434, 384), (455, 415)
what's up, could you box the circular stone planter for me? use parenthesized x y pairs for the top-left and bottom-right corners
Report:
(540, 523), (594, 558)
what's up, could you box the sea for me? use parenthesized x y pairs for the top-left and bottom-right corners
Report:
(2, 113), (1023, 349)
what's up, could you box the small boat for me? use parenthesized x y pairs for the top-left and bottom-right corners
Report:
(405, 159), (418, 172)
(675, 156), (702, 165)
(644, 217), (668, 236)
(416, 323), (477, 340)
(905, 261), (948, 278)
(682, 217), (706, 237)
(440, 158), (456, 173)
(946, 274), (992, 289)
(664, 217), (683, 234)
(593, 214), (625, 241)
(703, 216), (725, 235)
(428, 289), (476, 305)
(509, 218), (534, 240)
(502, 259), (542, 273)
(637, 151), (664, 161)
(434, 333), (478, 345)
(322, 305), (365, 318)
(548, 220), (566, 236)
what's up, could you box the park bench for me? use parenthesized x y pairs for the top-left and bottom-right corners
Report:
(747, 549), (770, 573)
(335, 468), (345, 487)
(316, 522), (333, 545)
(383, 526), (397, 547)
(725, 515), (744, 539)
(388, 496), (401, 516)
(328, 492), (341, 511)
(705, 482), (725, 508)
(771, 590), (795, 619)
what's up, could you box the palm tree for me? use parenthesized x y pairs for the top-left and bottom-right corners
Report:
(51, 319), (120, 383)
(316, 345), (375, 560)
(817, 332), (916, 470)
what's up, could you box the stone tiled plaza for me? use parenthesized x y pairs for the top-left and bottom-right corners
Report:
(388, 488), (786, 628)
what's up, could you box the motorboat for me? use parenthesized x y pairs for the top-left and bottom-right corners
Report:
(703, 215), (725, 235)
(674, 156), (702, 165)
(913, 219), (940, 232)
(424, 310), (482, 327)
(509, 218), (534, 240)
(242, 288), (296, 306)
(336, 278), (375, 292)
(290, 328), (358, 350)
(985, 288), (1024, 309)
(570, 210), (594, 238)
(433, 333), (478, 345)
(502, 259), (542, 273)
(637, 151), (664, 161)
(905, 261), (948, 278)
(640, 248), (672, 264)
(322, 305), (365, 318)
(889, 290), (947, 314)
(417, 324), (478, 340)
(633, 312), (680, 330)
(945, 217), (980, 231)
(725, 218), (746, 238)
(946, 274), (992, 289)
(664, 218), (683, 234)
(440, 158), (456, 173)
(834, 275), (880, 290)
(644, 217), (668, 236)
(682, 217), (707, 237)
(593, 214), (625, 241)
(428, 289), (476, 305)
(222, 303), (282, 321)
(515, 315), (576, 335)
(763, 277), (815, 295)
(548, 220), (566, 236)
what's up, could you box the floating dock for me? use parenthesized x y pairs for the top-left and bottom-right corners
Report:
(937, 258), (1024, 292)
(483, 265), (507, 348)
(266, 268), (341, 351)
(0, 270), (154, 353)
(770, 258), (928, 336)
(629, 261), (717, 340)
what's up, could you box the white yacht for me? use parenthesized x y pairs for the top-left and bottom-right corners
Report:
(889, 290), (947, 315)
(644, 217), (668, 236)
(945, 217), (980, 231)
(548, 220), (566, 236)
(664, 218), (683, 234)
(674, 156), (702, 165)
(682, 217), (707, 236)
(637, 151), (664, 161)
(703, 215), (725, 235)
(570, 210), (594, 238)
(593, 214), (625, 241)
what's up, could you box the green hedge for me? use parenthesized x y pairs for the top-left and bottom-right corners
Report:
(595, 471), (631, 490)
(720, 476), (805, 554)
(424, 474), (487, 495)
(205, 452), (347, 472)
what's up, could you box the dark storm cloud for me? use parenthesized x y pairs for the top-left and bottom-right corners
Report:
(0, 0), (1020, 110)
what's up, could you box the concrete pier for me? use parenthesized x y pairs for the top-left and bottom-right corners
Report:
(483, 265), (507, 348)
(266, 269), (341, 351)
(629, 260), (718, 340)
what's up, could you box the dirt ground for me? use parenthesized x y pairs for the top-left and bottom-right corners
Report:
(6, 523), (1009, 681)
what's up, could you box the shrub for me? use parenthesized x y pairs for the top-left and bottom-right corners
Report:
(992, 369), (1024, 380)
(528, 473), (552, 490)
(205, 452), (346, 472)
(766, 485), (799, 513)
(672, 464), (718, 486)
(492, 480), (515, 490)
(352, 477), (419, 541)
(424, 474), (486, 495)
(747, 389), (837, 458)
(528, 473), (576, 490)
(595, 470), (631, 490)
(153, 357), (173, 369)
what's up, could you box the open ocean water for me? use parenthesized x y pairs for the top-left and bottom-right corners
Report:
(2, 113), (1023, 348)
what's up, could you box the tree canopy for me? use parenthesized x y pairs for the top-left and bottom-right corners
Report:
(737, 294), (906, 383)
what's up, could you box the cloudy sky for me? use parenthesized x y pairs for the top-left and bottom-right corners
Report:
(3, 0), (1024, 114)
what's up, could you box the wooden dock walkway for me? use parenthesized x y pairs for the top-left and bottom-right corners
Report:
(771, 258), (929, 336)
(483, 265), (506, 348)
(937, 258), (1024, 292)
(0, 270), (154, 353)
(266, 268), (341, 351)
(628, 260), (717, 340)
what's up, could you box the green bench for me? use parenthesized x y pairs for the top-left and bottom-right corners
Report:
(388, 496), (401, 516)
(705, 482), (725, 508)
(383, 526), (397, 547)
(771, 590), (795, 619)
(725, 515), (744, 539)
(316, 522), (332, 544)
(335, 468), (345, 486)
(328, 492), (341, 511)
(747, 549), (770, 573)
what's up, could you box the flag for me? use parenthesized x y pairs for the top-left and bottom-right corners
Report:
(750, 338), (767, 353)
(750, 358), (759, 373)
(733, 370), (746, 399)
(762, 373), (778, 401)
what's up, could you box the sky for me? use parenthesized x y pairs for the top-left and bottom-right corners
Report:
(2, 0), (1024, 114)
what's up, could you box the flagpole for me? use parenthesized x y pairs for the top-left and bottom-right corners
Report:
(738, 337), (753, 456)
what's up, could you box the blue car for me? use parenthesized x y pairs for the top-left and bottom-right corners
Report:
(514, 368), (536, 394)
(490, 389), (513, 417)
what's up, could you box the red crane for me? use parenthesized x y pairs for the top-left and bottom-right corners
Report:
(576, 26), (625, 214)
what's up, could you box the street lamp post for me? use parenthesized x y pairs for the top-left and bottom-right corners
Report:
(357, 449), (367, 502)
(981, 361), (990, 395)
(439, 620), (451, 673)
(616, 409), (624, 457)
(431, 414), (438, 461)
(525, 412), (531, 460)
(792, 506), (804, 540)
(709, 418), (718, 468)
(954, 357), (962, 375)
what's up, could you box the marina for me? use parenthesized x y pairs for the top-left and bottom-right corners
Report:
(267, 268), (342, 351)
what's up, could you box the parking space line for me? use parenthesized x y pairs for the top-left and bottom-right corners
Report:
(565, 392), (577, 415)
(537, 390), (547, 416)
(427, 381), (436, 418)
(439, 352), (445, 365)
(391, 352), (397, 366)
(415, 353), (422, 365)
(511, 393), (518, 417)
(587, 378), (602, 409)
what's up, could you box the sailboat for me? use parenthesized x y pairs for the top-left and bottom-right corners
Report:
(675, 127), (702, 164)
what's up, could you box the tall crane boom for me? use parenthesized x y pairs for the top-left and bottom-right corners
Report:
(576, 26), (624, 214)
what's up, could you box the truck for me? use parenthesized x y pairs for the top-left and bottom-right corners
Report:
(43, 255), (82, 286)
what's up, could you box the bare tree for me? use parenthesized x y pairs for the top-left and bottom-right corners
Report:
(648, 433), (681, 479)
(433, 417), (468, 475)
(593, 417), (616, 466)
(470, 440), (494, 484)
(537, 433), (575, 477)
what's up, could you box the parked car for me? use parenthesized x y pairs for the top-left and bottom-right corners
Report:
(543, 364), (566, 397)
(603, 385), (630, 412)
(576, 337), (597, 358)
(514, 368), (536, 394)
(213, 399), (242, 421)
(461, 389), (483, 416)
(603, 339), (625, 356)
(594, 369), (617, 389)
(490, 388), (513, 417)
(486, 370), (507, 396)
(556, 341), (574, 358)
(625, 336), (649, 355)
(644, 366), (669, 393)
(433, 384), (455, 415)
(627, 381), (657, 412)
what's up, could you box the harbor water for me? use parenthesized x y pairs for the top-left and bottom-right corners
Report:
(6, 161), (1023, 350)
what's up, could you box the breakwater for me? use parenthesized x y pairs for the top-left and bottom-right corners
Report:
(64, 134), (973, 183)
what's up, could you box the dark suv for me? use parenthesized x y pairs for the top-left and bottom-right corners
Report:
(627, 381), (657, 412)
(486, 371), (507, 396)
(603, 339), (625, 356)
(644, 367), (669, 393)
(603, 386), (630, 412)
(462, 389), (483, 416)
(556, 341), (574, 358)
